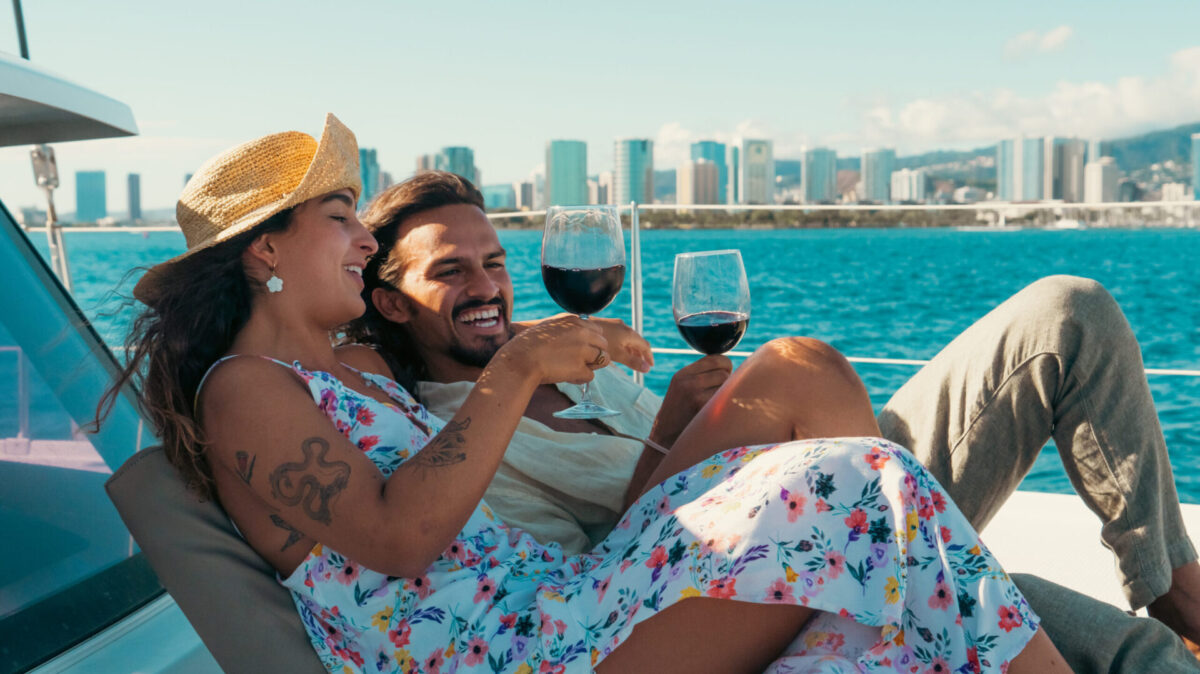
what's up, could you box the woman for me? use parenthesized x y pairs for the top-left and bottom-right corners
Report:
(102, 114), (1067, 673)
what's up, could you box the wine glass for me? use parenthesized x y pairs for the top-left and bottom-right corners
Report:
(673, 250), (751, 355)
(541, 205), (626, 419)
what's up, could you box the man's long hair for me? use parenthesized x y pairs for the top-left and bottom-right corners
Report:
(342, 171), (486, 397)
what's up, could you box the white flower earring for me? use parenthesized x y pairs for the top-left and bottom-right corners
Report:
(266, 264), (284, 293)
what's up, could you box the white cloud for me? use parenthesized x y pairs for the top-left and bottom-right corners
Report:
(847, 45), (1200, 154)
(652, 121), (695, 171)
(1004, 25), (1073, 59)
(1040, 25), (1073, 51)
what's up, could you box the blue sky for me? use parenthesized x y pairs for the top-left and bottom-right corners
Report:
(2, 0), (1199, 213)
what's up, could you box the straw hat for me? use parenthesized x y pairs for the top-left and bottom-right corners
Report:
(133, 113), (362, 303)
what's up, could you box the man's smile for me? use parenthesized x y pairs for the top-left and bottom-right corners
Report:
(454, 301), (506, 337)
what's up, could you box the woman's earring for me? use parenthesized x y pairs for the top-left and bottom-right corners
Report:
(266, 265), (284, 293)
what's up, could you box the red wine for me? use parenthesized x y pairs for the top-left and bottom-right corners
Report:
(542, 264), (626, 315)
(676, 310), (749, 355)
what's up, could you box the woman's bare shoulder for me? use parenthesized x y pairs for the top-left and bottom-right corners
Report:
(198, 356), (305, 420)
(335, 343), (393, 378)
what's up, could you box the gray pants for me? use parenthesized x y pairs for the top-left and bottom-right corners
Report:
(877, 275), (1198, 672)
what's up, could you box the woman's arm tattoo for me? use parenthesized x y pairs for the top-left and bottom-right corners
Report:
(270, 514), (306, 552)
(268, 437), (351, 524)
(234, 451), (256, 484)
(409, 418), (470, 476)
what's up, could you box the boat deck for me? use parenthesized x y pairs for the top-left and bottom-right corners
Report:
(986, 491), (1200, 611)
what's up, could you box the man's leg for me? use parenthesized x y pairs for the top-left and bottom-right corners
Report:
(1011, 573), (1198, 673)
(877, 274), (1195, 606)
(876, 275), (1199, 666)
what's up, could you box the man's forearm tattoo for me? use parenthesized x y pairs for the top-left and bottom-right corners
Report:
(235, 451), (256, 485)
(268, 437), (351, 525)
(410, 418), (469, 475)
(270, 514), (305, 552)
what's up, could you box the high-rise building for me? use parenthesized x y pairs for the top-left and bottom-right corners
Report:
(481, 184), (516, 210)
(801, 147), (836, 203)
(381, 172), (394, 190)
(739, 139), (774, 204)
(127, 173), (142, 221)
(860, 148), (896, 203)
(1162, 182), (1191, 201)
(416, 154), (439, 173)
(728, 146), (740, 204)
(996, 137), (1045, 201)
(359, 148), (380, 206)
(676, 159), (719, 205)
(1041, 137), (1086, 202)
(890, 168), (927, 203)
(533, 173), (546, 209)
(1087, 138), (1102, 165)
(75, 170), (106, 222)
(513, 181), (535, 210)
(614, 138), (654, 205)
(1192, 133), (1200, 200)
(1084, 157), (1119, 203)
(773, 160), (802, 191)
(440, 146), (477, 184)
(545, 140), (588, 207)
(597, 171), (613, 205)
(689, 141), (728, 204)
(1020, 138), (1044, 201)
(184, 173), (194, 186)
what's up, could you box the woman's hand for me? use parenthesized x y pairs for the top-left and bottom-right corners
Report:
(500, 314), (609, 386)
(588, 317), (653, 373)
(513, 316), (652, 373)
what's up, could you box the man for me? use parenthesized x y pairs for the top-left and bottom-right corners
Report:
(343, 171), (1199, 671)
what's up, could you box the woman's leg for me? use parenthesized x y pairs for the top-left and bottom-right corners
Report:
(638, 337), (881, 498)
(616, 337), (1070, 672)
(595, 599), (813, 674)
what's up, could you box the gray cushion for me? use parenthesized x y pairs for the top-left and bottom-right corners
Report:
(105, 447), (325, 673)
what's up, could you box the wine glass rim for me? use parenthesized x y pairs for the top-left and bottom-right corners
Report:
(676, 249), (742, 259)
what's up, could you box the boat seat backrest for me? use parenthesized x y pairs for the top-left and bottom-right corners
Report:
(105, 446), (324, 673)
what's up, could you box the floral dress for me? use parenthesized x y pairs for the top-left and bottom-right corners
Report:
(268, 360), (1039, 673)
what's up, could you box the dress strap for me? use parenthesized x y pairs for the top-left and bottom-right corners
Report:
(194, 354), (295, 410)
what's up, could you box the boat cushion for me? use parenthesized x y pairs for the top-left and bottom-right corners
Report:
(105, 446), (324, 673)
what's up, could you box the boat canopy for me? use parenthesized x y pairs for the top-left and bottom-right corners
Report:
(0, 51), (137, 147)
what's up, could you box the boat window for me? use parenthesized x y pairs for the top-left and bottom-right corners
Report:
(0, 200), (161, 671)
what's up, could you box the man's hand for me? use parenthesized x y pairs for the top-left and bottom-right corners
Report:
(649, 355), (733, 450)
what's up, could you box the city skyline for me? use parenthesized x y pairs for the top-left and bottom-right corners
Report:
(2, 1), (1200, 212)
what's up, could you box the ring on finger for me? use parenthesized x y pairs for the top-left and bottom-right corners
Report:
(587, 346), (607, 368)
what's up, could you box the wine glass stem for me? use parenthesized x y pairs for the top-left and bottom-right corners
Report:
(579, 314), (594, 403)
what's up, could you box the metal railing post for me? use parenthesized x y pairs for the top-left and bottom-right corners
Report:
(16, 349), (29, 439)
(629, 201), (644, 386)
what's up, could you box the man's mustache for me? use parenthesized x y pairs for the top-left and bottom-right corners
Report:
(452, 297), (507, 321)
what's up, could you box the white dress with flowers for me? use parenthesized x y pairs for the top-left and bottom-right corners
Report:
(271, 360), (1039, 673)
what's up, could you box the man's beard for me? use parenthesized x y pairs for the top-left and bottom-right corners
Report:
(447, 298), (511, 369)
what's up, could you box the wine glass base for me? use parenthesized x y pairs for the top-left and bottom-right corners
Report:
(553, 401), (621, 420)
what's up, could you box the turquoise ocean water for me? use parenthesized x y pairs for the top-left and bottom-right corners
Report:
(33, 227), (1200, 501)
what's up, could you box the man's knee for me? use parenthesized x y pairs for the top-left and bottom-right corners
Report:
(1004, 276), (1132, 351)
(1021, 275), (1123, 327)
